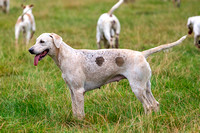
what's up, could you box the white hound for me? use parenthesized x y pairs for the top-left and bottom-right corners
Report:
(173, 0), (181, 7)
(187, 16), (200, 49)
(0, 0), (9, 13)
(15, 4), (36, 46)
(29, 33), (187, 119)
(96, 0), (123, 49)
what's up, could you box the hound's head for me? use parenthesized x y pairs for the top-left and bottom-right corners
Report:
(21, 4), (34, 14)
(29, 33), (63, 66)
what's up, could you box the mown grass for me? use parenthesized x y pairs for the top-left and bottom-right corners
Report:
(0, 0), (200, 132)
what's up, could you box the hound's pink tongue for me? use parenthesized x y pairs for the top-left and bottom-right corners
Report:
(34, 54), (41, 66)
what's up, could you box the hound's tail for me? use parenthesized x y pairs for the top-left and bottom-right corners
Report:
(142, 35), (187, 58)
(108, 0), (124, 16)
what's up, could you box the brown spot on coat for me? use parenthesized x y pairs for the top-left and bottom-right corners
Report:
(188, 28), (193, 34)
(115, 57), (124, 67)
(95, 57), (104, 66)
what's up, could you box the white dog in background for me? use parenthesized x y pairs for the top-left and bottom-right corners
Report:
(187, 16), (200, 49)
(173, 0), (181, 7)
(29, 33), (187, 119)
(15, 4), (36, 46)
(96, 0), (123, 49)
(0, 0), (9, 13)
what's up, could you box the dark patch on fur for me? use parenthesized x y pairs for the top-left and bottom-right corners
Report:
(188, 28), (193, 35)
(95, 57), (104, 66)
(115, 57), (124, 67)
(111, 20), (116, 29)
(21, 15), (24, 22)
(112, 20), (116, 24)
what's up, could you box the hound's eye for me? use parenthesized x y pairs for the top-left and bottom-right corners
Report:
(40, 40), (45, 43)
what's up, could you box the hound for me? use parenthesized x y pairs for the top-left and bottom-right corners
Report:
(187, 16), (200, 49)
(173, 0), (181, 7)
(15, 4), (36, 46)
(29, 33), (187, 119)
(0, 0), (9, 13)
(96, 0), (123, 49)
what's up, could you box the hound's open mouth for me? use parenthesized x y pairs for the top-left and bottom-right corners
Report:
(34, 49), (49, 66)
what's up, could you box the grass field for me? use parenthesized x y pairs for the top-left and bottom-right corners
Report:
(0, 0), (200, 132)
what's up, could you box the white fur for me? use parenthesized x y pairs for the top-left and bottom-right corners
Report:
(29, 33), (187, 119)
(187, 16), (200, 48)
(15, 5), (36, 45)
(96, 0), (123, 49)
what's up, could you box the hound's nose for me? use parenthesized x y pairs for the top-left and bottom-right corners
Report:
(29, 48), (34, 54)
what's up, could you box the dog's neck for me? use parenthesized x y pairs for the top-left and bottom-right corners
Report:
(50, 42), (76, 70)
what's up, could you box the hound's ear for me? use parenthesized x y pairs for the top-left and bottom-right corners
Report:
(21, 4), (25, 9)
(49, 33), (63, 48)
(29, 4), (34, 8)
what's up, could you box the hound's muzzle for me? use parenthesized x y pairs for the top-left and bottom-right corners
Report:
(29, 48), (49, 66)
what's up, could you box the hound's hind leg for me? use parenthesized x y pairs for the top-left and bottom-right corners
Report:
(110, 29), (115, 48)
(126, 61), (158, 114)
(115, 33), (119, 48)
(129, 81), (154, 114)
(146, 80), (159, 112)
(104, 29), (113, 48)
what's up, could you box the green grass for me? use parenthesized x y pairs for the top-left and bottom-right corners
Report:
(0, 0), (200, 132)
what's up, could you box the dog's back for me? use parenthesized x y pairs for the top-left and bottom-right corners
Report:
(97, 13), (119, 31)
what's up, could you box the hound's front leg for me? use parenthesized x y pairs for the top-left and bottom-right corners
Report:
(69, 88), (85, 119)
